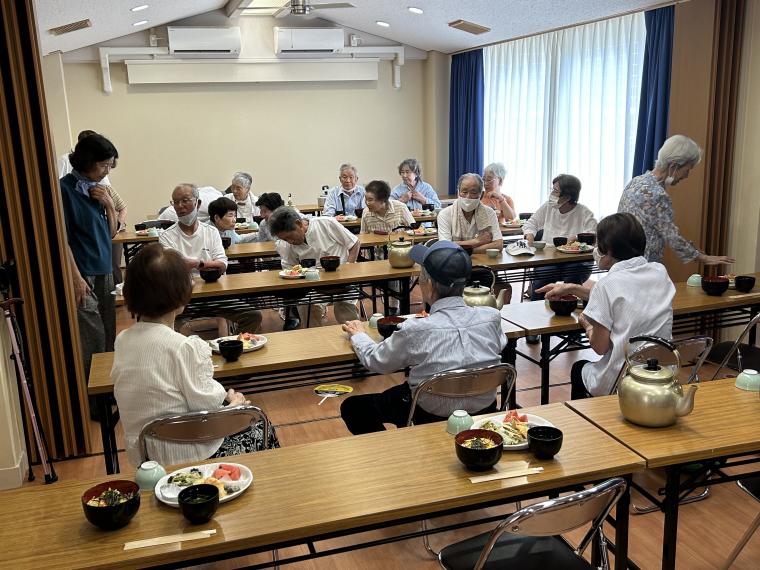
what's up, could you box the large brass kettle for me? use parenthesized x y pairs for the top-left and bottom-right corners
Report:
(387, 237), (415, 268)
(617, 335), (697, 427)
(462, 266), (509, 310)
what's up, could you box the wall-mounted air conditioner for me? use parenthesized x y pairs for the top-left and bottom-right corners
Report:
(168, 27), (241, 58)
(274, 27), (344, 55)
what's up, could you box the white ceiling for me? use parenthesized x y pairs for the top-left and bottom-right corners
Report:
(34, 0), (669, 56)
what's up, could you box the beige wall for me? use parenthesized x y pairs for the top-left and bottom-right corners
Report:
(40, 52), (72, 159)
(729, 0), (760, 274)
(58, 57), (430, 224)
(423, 51), (451, 196)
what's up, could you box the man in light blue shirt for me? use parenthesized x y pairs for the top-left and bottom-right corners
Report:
(340, 241), (506, 434)
(322, 163), (366, 216)
(390, 158), (441, 211)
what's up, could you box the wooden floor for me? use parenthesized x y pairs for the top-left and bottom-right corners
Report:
(18, 286), (760, 569)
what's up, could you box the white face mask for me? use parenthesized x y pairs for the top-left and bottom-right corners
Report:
(593, 246), (602, 265)
(178, 208), (198, 226)
(459, 198), (480, 212)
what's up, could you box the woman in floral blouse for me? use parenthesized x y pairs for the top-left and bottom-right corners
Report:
(618, 135), (734, 266)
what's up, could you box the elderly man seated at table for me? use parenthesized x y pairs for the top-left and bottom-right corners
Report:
(437, 173), (504, 253)
(225, 171), (259, 222)
(208, 197), (259, 245)
(340, 241), (506, 435)
(322, 163), (366, 217)
(112, 243), (277, 467)
(159, 185), (222, 224)
(160, 183), (262, 334)
(270, 206), (361, 326)
(538, 213), (675, 398)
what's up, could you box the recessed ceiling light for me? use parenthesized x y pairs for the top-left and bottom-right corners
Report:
(376, 21), (390, 28)
(408, 7), (423, 14)
(131, 4), (149, 11)
(133, 20), (148, 26)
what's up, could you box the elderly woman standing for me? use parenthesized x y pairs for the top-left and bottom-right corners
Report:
(481, 162), (516, 222)
(437, 174), (503, 252)
(226, 172), (259, 222)
(390, 158), (441, 211)
(360, 180), (416, 233)
(113, 244), (277, 467)
(618, 135), (734, 265)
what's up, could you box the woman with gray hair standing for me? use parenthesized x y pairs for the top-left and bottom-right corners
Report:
(481, 162), (516, 222)
(618, 135), (734, 265)
(226, 171), (259, 222)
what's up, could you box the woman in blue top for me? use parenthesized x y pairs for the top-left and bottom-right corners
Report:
(390, 158), (441, 211)
(60, 134), (119, 400)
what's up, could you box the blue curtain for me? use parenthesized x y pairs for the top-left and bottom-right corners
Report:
(632, 6), (674, 177)
(448, 49), (484, 195)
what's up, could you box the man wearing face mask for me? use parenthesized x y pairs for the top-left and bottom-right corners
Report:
(618, 134), (734, 266)
(537, 213), (675, 398)
(159, 184), (228, 273)
(437, 173), (503, 252)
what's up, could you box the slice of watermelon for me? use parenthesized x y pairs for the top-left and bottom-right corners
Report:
(218, 463), (241, 481)
(212, 467), (232, 480)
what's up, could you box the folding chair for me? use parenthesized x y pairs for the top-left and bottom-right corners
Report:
(439, 478), (627, 570)
(720, 476), (760, 569)
(407, 363), (517, 556)
(709, 312), (760, 380)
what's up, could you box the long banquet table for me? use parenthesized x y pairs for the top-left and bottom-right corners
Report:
(89, 320), (527, 474)
(0, 403), (643, 570)
(500, 274), (760, 405)
(565, 377), (760, 570)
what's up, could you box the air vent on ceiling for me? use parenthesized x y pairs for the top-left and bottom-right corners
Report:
(448, 19), (491, 35)
(48, 19), (92, 36)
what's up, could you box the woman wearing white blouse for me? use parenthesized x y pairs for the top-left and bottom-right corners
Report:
(112, 243), (276, 467)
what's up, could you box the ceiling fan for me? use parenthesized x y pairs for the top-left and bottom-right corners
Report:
(244, 1), (355, 18)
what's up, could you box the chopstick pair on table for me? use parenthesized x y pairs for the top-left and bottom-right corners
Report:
(124, 529), (216, 550)
(469, 461), (544, 484)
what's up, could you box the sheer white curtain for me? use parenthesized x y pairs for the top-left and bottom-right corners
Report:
(484, 13), (646, 218)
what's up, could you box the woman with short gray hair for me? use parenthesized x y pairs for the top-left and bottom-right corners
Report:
(390, 158), (441, 211)
(482, 162), (516, 222)
(226, 171), (259, 222)
(618, 135), (734, 265)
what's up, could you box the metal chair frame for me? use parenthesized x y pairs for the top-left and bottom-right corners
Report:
(720, 477), (760, 569)
(408, 363), (517, 556)
(709, 311), (760, 380)
(438, 477), (627, 570)
(138, 405), (272, 464)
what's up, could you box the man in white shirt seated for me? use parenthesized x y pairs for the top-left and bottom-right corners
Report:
(159, 186), (222, 224)
(269, 206), (361, 327)
(159, 183), (261, 334)
(437, 173), (504, 252)
(225, 172), (259, 222)
(339, 241), (506, 434)
(322, 163), (366, 217)
(538, 213), (675, 398)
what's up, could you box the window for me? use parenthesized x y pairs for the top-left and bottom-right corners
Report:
(483, 13), (646, 217)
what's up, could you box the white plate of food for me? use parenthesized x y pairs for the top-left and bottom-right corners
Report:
(279, 265), (305, 279)
(556, 242), (593, 254)
(471, 411), (555, 450)
(209, 333), (267, 353)
(155, 463), (253, 507)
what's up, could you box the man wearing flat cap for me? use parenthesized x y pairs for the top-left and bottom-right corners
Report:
(340, 241), (506, 435)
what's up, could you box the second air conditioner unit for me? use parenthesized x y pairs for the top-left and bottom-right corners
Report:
(274, 27), (344, 55)
(168, 26), (242, 58)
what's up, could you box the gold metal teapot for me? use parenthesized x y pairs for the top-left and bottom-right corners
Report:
(462, 266), (509, 310)
(387, 236), (415, 268)
(617, 335), (697, 427)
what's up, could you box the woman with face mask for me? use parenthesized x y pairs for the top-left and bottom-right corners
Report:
(618, 134), (734, 266)
(436, 173), (504, 252)
(537, 213), (675, 399)
(523, 174), (597, 307)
